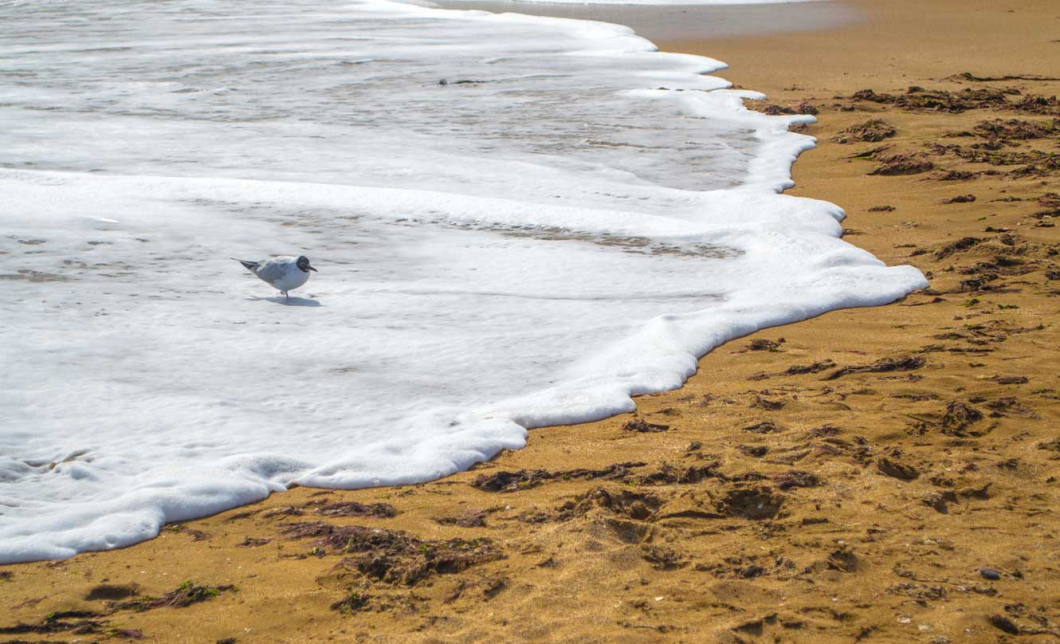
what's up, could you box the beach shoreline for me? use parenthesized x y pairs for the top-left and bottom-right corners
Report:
(4, 1), (1060, 641)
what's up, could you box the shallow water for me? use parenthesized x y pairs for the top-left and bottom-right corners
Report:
(431, 0), (860, 43)
(0, 0), (923, 563)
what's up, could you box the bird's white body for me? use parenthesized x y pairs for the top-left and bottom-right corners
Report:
(239, 255), (313, 296)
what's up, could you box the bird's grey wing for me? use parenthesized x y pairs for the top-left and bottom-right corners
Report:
(253, 259), (289, 285)
(234, 258), (259, 272)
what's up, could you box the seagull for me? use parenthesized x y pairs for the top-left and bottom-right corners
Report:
(234, 255), (317, 299)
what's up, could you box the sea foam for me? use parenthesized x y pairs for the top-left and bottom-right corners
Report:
(0, 0), (925, 563)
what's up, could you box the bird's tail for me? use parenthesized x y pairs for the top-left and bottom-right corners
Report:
(232, 258), (259, 272)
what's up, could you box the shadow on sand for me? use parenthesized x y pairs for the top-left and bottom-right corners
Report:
(249, 295), (322, 307)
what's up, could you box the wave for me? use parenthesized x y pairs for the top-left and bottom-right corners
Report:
(0, 0), (924, 562)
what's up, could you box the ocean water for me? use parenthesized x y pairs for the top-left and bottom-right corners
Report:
(0, 0), (925, 563)
(433, 0), (856, 44)
(446, 0), (817, 6)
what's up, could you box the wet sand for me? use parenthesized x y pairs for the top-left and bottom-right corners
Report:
(3, 0), (1060, 642)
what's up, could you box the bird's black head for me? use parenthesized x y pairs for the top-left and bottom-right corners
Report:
(296, 255), (317, 273)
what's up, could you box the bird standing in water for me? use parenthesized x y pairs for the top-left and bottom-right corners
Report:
(234, 255), (317, 299)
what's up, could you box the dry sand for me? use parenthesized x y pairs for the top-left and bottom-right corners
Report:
(3, 0), (1060, 642)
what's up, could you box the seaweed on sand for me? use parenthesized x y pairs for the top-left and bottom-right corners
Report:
(280, 522), (504, 585)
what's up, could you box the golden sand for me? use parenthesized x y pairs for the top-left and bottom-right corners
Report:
(3, 1), (1059, 641)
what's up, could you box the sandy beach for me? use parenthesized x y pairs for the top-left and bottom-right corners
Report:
(3, 0), (1060, 642)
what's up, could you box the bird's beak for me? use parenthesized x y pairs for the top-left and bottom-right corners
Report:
(307, 266), (318, 272)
